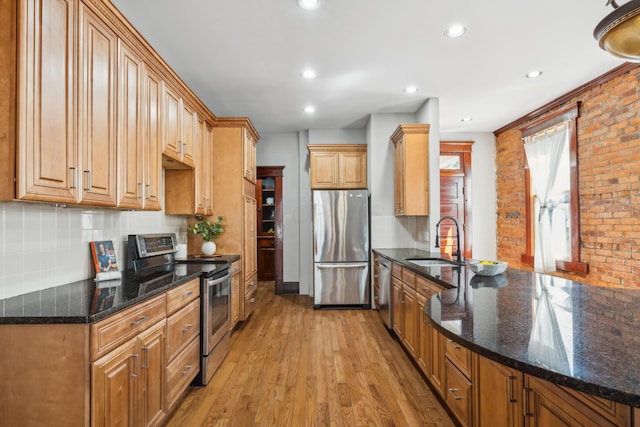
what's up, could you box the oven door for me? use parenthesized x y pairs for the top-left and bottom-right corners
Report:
(202, 271), (231, 356)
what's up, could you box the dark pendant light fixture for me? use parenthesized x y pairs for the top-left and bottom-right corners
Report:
(594, 0), (640, 61)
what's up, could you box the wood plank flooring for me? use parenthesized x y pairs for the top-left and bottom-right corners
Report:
(166, 281), (455, 427)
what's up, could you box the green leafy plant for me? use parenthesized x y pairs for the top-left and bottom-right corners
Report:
(188, 216), (224, 242)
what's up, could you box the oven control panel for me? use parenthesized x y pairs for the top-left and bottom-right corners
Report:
(132, 233), (177, 258)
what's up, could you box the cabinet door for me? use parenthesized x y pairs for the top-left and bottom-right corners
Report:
(180, 101), (196, 168)
(79, 4), (117, 206)
(393, 138), (405, 215)
(243, 183), (257, 281)
(203, 124), (214, 215)
(142, 67), (163, 210)
(309, 151), (339, 189)
(17, 0), (78, 203)
(92, 340), (137, 427)
(338, 151), (367, 188)
(137, 321), (166, 427)
(230, 271), (241, 328)
(445, 359), (473, 427)
(391, 276), (403, 339)
(243, 130), (256, 182)
(163, 84), (181, 161)
(427, 319), (445, 396)
(117, 40), (144, 209)
(417, 293), (429, 375)
(402, 285), (418, 357)
(194, 117), (206, 215)
(474, 355), (523, 427)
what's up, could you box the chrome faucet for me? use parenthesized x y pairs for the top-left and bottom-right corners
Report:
(434, 216), (462, 264)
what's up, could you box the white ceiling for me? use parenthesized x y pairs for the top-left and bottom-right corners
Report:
(110, 0), (624, 135)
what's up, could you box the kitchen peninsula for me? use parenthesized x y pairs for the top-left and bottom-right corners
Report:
(374, 248), (640, 427)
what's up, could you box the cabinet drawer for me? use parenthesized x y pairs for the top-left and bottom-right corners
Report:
(445, 359), (473, 427)
(166, 299), (200, 362)
(446, 338), (472, 379)
(244, 285), (257, 319)
(391, 263), (402, 279)
(166, 336), (200, 410)
(91, 295), (166, 360)
(416, 275), (444, 298)
(258, 238), (275, 248)
(166, 278), (200, 316)
(402, 268), (416, 288)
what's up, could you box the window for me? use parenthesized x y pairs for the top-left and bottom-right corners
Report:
(520, 102), (588, 275)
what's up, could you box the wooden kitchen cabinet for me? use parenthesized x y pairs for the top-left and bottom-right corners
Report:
(208, 118), (260, 323)
(92, 319), (166, 427)
(244, 128), (258, 183)
(445, 358), (474, 427)
(307, 144), (367, 189)
(140, 65), (164, 211)
(524, 375), (631, 427)
(473, 354), (523, 427)
(162, 84), (196, 168)
(230, 260), (242, 330)
(15, 0), (78, 203)
(79, 3), (118, 206)
(390, 265), (418, 357)
(390, 124), (430, 216)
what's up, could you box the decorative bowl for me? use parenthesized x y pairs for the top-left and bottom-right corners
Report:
(470, 260), (507, 276)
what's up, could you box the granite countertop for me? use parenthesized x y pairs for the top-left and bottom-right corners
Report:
(0, 254), (240, 324)
(373, 248), (640, 407)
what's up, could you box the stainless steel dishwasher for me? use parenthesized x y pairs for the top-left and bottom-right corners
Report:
(373, 255), (392, 328)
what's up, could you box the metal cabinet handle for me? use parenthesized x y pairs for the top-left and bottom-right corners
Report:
(508, 375), (517, 403)
(183, 291), (193, 298)
(130, 315), (148, 326)
(131, 354), (139, 378)
(250, 298), (256, 303)
(448, 388), (463, 400)
(448, 339), (462, 349)
(523, 387), (533, 417)
(182, 365), (193, 375)
(182, 323), (193, 333)
(69, 167), (77, 189)
(84, 170), (91, 191)
(146, 184), (151, 200)
(141, 347), (150, 369)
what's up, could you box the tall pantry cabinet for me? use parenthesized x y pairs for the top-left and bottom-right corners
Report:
(207, 118), (260, 322)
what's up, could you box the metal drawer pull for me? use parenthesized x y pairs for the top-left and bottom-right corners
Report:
(182, 323), (193, 333)
(142, 347), (150, 369)
(250, 298), (256, 303)
(508, 375), (517, 403)
(130, 315), (148, 326)
(448, 388), (463, 400)
(182, 365), (193, 375)
(523, 387), (533, 416)
(448, 339), (462, 349)
(183, 291), (193, 298)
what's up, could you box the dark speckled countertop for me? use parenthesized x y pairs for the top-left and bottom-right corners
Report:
(0, 254), (240, 324)
(373, 248), (640, 407)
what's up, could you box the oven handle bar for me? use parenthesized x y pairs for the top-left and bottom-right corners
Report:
(205, 271), (232, 287)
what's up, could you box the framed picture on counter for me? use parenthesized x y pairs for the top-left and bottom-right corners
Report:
(90, 240), (122, 282)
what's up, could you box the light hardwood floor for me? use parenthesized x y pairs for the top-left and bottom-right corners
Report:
(166, 281), (455, 426)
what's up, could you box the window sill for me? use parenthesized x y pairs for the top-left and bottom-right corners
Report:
(520, 254), (589, 276)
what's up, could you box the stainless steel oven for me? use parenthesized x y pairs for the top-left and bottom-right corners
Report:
(196, 268), (231, 385)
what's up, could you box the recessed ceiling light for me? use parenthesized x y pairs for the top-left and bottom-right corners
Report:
(304, 105), (316, 113)
(302, 69), (317, 79)
(526, 70), (542, 78)
(297, 0), (321, 10)
(444, 24), (467, 38)
(404, 86), (418, 94)
(461, 117), (472, 122)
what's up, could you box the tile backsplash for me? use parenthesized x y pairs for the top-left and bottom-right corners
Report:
(0, 202), (187, 299)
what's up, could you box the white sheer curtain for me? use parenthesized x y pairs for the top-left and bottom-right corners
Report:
(523, 122), (569, 273)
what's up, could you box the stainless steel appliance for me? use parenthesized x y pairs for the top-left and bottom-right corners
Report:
(373, 255), (392, 328)
(312, 189), (370, 308)
(126, 233), (231, 386)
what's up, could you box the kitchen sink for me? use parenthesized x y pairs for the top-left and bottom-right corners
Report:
(405, 258), (461, 268)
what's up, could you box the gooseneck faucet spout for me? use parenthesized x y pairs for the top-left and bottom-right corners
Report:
(434, 216), (462, 264)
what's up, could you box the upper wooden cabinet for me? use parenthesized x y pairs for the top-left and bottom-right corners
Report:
(243, 128), (257, 183)
(307, 144), (367, 189)
(390, 124), (430, 216)
(15, 0), (78, 204)
(78, 3), (118, 206)
(162, 84), (196, 169)
(4, 0), (218, 209)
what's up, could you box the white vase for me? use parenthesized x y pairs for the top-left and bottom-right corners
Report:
(201, 241), (216, 256)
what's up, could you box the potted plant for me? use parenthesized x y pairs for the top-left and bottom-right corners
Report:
(188, 216), (224, 255)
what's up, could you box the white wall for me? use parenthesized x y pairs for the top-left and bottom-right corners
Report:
(0, 202), (186, 299)
(255, 132), (301, 284)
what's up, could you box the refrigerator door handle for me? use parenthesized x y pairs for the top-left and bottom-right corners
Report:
(317, 263), (367, 269)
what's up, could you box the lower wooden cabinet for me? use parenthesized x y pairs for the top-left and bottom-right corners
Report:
(445, 359), (473, 427)
(244, 272), (258, 320)
(230, 260), (242, 330)
(91, 319), (166, 427)
(166, 337), (200, 410)
(524, 375), (631, 427)
(473, 354), (523, 427)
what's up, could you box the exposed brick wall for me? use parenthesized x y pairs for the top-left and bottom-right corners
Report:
(495, 67), (640, 288)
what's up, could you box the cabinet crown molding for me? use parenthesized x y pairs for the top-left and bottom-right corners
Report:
(391, 124), (430, 142)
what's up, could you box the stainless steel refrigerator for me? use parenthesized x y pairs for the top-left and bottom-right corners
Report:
(312, 189), (370, 308)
